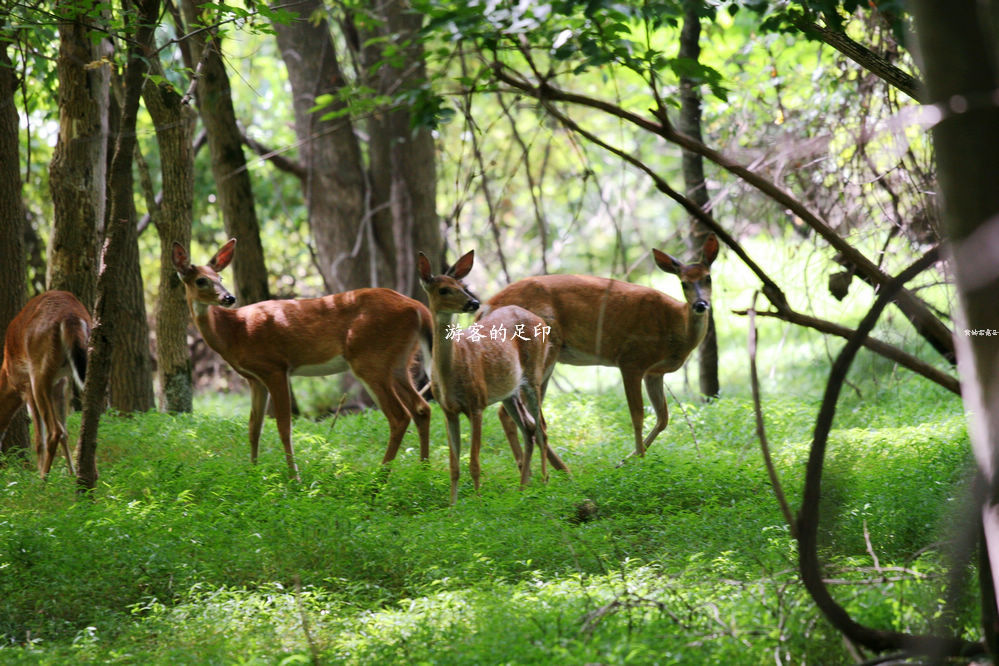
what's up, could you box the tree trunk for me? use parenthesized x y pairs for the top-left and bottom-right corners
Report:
(143, 59), (196, 413)
(678, 2), (719, 399)
(0, 38), (30, 457)
(361, 0), (442, 299)
(46, 1), (111, 310)
(77, 0), (161, 489)
(272, 0), (371, 293)
(910, 0), (999, 643)
(180, 0), (270, 305)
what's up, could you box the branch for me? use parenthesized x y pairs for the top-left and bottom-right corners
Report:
(793, 16), (923, 102)
(241, 131), (306, 180)
(797, 245), (983, 658)
(732, 307), (961, 396)
(490, 65), (955, 363)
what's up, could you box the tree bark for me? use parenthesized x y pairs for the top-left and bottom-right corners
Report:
(360, 0), (442, 298)
(181, 0), (270, 305)
(910, 0), (999, 644)
(0, 37), (30, 457)
(678, 2), (719, 399)
(272, 0), (371, 293)
(143, 58), (196, 413)
(46, 1), (111, 310)
(77, 0), (160, 490)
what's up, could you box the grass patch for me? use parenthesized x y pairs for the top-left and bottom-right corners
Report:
(0, 368), (977, 664)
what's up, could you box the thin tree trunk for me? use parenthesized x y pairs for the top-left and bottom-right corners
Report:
(46, 1), (110, 310)
(0, 37), (30, 457)
(910, 0), (999, 643)
(143, 59), (196, 412)
(272, 0), (371, 293)
(181, 0), (270, 305)
(361, 0), (442, 298)
(678, 2), (719, 399)
(77, 0), (160, 489)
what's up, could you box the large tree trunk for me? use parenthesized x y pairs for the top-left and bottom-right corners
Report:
(143, 59), (196, 413)
(361, 0), (442, 298)
(0, 38), (30, 457)
(77, 0), (161, 489)
(272, 0), (371, 293)
(677, 1), (719, 399)
(47, 1), (110, 310)
(910, 0), (999, 646)
(180, 0), (270, 305)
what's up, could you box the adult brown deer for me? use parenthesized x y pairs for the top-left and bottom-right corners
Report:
(417, 250), (566, 504)
(485, 234), (719, 460)
(0, 291), (92, 478)
(172, 239), (432, 479)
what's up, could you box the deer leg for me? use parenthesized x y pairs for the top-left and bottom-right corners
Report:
(642, 374), (670, 452)
(395, 373), (432, 462)
(53, 378), (75, 476)
(357, 373), (412, 465)
(519, 386), (549, 484)
(497, 404), (524, 468)
(247, 377), (268, 465)
(30, 380), (62, 479)
(620, 366), (647, 459)
(445, 412), (462, 505)
(503, 397), (536, 488)
(469, 411), (484, 495)
(261, 373), (300, 481)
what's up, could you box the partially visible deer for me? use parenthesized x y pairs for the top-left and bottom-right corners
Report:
(172, 239), (432, 479)
(417, 251), (567, 504)
(0, 291), (92, 478)
(484, 234), (719, 460)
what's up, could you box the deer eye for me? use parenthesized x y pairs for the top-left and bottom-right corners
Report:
(196, 277), (210, 288)
(438, 287), (451, 296)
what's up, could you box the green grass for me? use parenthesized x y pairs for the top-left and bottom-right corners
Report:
(0, 365), (977, 664)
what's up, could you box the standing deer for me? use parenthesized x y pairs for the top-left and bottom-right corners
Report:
(417, 251), (566, 504)
(172, 239), (432, 479)
(0, 291), (92, 478)
(484, 234), (719, 460)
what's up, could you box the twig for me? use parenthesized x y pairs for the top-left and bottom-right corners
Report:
(747, 293), (797, 539)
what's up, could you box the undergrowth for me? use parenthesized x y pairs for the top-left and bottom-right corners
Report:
(0, 367), (977, 664)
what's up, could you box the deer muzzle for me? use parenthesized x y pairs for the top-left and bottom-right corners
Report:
(692, 299), (710, 314)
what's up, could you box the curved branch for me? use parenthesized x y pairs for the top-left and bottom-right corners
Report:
(797, 245), (982, 658)
(490, 64), (956, 364)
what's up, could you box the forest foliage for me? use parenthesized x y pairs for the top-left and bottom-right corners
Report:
(1, 0), (992, 661)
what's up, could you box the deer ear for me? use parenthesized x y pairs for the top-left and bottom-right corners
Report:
(417, 252), (434, 283)
(448, 250), (475, 279)
(652, 249), (683, 275)
(172, 242), (190, 273)
(209, 238), (237, 272)
(701, 233), (719, 266)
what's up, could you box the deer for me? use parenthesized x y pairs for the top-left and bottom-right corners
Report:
(172, 239), (433, 480)
(0, 291), (92, 478)
(483, 233), (719, 461)
(417, 250), (567, 504)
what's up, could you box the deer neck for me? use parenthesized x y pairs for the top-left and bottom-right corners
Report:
(429, 310), (461, 402)
(686, 305), (711, 351)
(187, 300), (236, 357)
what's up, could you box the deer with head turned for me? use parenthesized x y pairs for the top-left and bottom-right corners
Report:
(172, 239), (433, 479)
(417, 250), (567, 504)
(0, 291), (92, 478)
(484, 233), (720, 461)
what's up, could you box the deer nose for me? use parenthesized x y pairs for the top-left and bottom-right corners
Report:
(221, 294), (236, 307)
(463, 299), (480, 313)
(692, 300), (709, 314)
